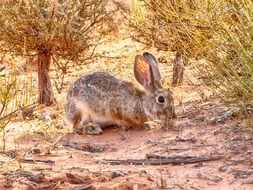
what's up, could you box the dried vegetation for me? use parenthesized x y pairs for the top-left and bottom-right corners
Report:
(0, 1), (252, 189)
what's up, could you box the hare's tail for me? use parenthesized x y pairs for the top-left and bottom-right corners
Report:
(65, 100), (79, 126)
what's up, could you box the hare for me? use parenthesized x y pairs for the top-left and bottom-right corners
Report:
(65, 52), (176, 135)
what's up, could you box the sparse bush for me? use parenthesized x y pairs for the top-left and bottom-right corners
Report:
(197, 0), (253, 106)
(0, 0), (108, 106)
(129, 0), (253, 107)
(0, 62), (36, 150)
(0, 69), (19, 130)
(129, 0), (212, 85)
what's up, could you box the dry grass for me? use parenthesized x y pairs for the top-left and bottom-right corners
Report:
(0, 0), (252, 139)
(128, 0), (253, 112)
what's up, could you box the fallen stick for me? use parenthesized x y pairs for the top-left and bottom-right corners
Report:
(20, 159), (55, 165)
(62, 143), (105, 153)
(163, 144), (217, 152)
(64, 184), (94, 190)
(104, 155), (224, 165)
(0, 102), (37, 121)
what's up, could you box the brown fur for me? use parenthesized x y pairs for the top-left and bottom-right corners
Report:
(65, 53), (176, 135)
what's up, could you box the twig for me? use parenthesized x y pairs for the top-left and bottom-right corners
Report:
(0, 102), (37, 121)
(66, 172), (87, 184)
(62, 143), (105, 153)
(162, 144), (217, 152)
(63, 184), (93, 190)
(104, 155), (224, 165)
(21, 179), (56, 189)
(209, 107), (240, 123)
(19, 159), (55, 165)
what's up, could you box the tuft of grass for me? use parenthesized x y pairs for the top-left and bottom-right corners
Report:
(0, 58), (36, 131)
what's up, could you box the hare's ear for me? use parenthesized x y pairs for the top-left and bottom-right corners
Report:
(134, 55), (151, 88)
(143, 52), (161, 87)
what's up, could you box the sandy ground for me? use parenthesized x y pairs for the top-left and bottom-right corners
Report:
(0, 32), (252, 190)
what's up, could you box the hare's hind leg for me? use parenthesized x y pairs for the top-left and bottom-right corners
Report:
(66, 100), (103, 135)
(71, 113), (103, 135)
(65, 101), (84, 133)
(69, 111), (102, 135)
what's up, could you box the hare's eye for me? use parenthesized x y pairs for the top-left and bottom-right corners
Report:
(157, 95), (165, 104)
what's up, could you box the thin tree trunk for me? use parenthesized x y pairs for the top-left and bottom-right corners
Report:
(172, 52), (185, 86)
(37, 51), (54, 106)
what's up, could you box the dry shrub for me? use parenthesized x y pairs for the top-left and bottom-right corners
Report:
(197, 0), (253, 106)
(0, 60), (35, 132)
(129, 0), (253, 109)
(0, 70), (18, 130)
(0, 0), (108, 106)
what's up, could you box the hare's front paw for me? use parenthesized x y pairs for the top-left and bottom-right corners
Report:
(143, 120), (161, 130)
(84, 123), (103, 135)
(73, 122), (103, 135)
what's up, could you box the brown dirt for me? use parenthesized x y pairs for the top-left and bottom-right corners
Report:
(0, 32), (252, 190)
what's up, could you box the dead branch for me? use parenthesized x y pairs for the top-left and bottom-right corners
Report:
(20, 159), (55, 165)
(197, 172), (223, 183)
(66, 173), (87, 184)
(21, 179), (56, 190)
(164, 144), (217, 152)
(62, 143), (106, 153)
(0, 103), (37, 121)
(104, 154), (224, 165)
(63, 184), (94, 190)
(209, 107), (240, 124)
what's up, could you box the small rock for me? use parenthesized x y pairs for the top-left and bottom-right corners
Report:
(234, 170), (253, 179)
(27, 173), (45, 183)
(147, 176), (154, 181)
(193, 163), (204, 168)
(3, 180), (13, 188)
(112, 170), (126, 178)
(219, 165), (227, 172)
(32, 148), (41, 154)
(111, 148), (118, 152)
(43, 111), (52, 123)
(197, 172), (223, 183)
(140, 170), (147, 174)
(243, 180), (253, 184)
